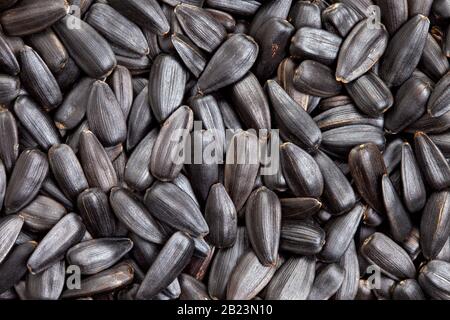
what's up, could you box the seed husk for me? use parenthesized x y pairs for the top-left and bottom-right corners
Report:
(78, 130), (118, 192)
(0, 215), (24, 264)
(13, 96), (61, 151)
(293, 60), (342, 98)
(380, 15), (430, 87)
(205, 0), (260, 16)
(420, 34), (450, 82)
(40, 176), (73, 211)
(226, 249), (278, 300)
(148, 54), (187, 123)
(266, 80), (322, 151)
(19, 195), (66, 233)
(280, 219), (325, 256)
(280, 197), (322, 220)
(376, 0), (408, 35)
(322, 3), (362, 38)
(136, 232), (194, 300)
(319, 203), (365, 262)
(54, 15), (117, 79)
(0, 107), (18, 172)
(25, 260), (65, 300)
(361, 232), (416, 280)
(0, 32), (19, 75)
(62, 262), (134, 299)
(0, 74), (20, 104)
(335, 240), (359, 300)
(349, 143), (387, 214)
(392, 279), (425, 300)
(27, 213), (86, 274)
(427, 72), (450, 118)
(401, 142), (427, 213)
(179, 273), (211, 300)
(289, 1), (321, 30)
(408, 0), (433, 17)
(248, 0), (292, 37)
(197, 33), (259, 94)
(126, 86), (154, 151)
(5, 149), (49, 214)
(150, 106), (193, 182)
(108, 65), (133, 120)
(67, 238), (133, 275)
(265, 256), (316, 300)
(171, 33), (206, 78)
(0, 0), (68, 36)
(290, 27), (342, 66)
(418, 260), (450, 300)
(0, 241), (36, 294)
(308, 263), (345, 300)
(77, 188), (116, 238)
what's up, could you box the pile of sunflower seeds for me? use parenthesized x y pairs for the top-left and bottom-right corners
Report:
(0, 0), (450, 301)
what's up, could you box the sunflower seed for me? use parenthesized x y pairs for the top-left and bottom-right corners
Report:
(0, 107), (18, 172)
(248, 0), (292, 37)
(126, 86), (154, 151)
(322, 3), (361, 37)
(0, 215), (24, 264)
(171, 33), (206, 78)
(205, 0), (260, 16)
(280, 219), (325, 255)
(19, 195), (66, 233)
(0, 32), (19, 75)
(25, 260), (65, 300)
(420, 34), (450, 82)
(427, 72), (450, 117)
(179, 273), (211, 300)
(308, 263), (344, 300)
(289, 1), (321, 30)
(293, 60), (342, 98)
(280, 197), (322, 220)
(392, 279), (425, 300)
(418, 260), (450, 300)
(0, 74), (20, 104)
(408, 0), (433, 17)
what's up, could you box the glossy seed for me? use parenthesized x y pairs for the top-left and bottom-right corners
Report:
(322, 3), (361, 37)
(226, 249), (277, 300)
(361, 232), (416, 280)
(418, 260), (450, 300)
(401, 142), (427, 213)
(0, 74), (20, 104)
(27, 213), (86, 274)
(265, 256), (316, 300)
(248, 0), (292, 36)
(427, 72), (450, 117)
(290, 27), (342, 65)
(109, 66), (133, 119)
(78, 130), (118, 192)
(54, 15), (117, 79)
(205, 0), (260, 16)
(380, 15), (430, 87)
(349, 143), (387, 214)
(289, 1), (321, 29)
(0, 32), (19, 75)
(280, 142), (324, 198)
(0, 107), (18, 172)
(197, 34), (259, 94)
(126, 86), (154, 151)
(414, 131), (450, 190)
(420, 34), (450, 82)
(280, 220), (325, 255)
(335, 241), (359, 300)
(171, 33), (206, 78)
(19, 195), (66, 232)
(136, 232), (194, 300)
(25, 260), (65, 300)
(308, 264), (345, 300)
(5, 149), (48, 214)
(0, 215), (24, 264)
(376, 0), (408, 35)
(280, 198), (321, 220)
(293, 60), (342, 98)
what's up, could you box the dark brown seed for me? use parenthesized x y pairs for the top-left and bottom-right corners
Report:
(171, 33), (206, 78)
(174, 4), (226, 53)
(0, 74), (20, 104)
(401, 142), (427, 213)
(0, 0), (68, 36)
(86, 3), (149, 57)
(5, 149), (49, 214)
(265, 256), (316, 300)
(205, 183), (237, 248)
(349, 143), (387, 214)
(245, 187), (281, 266)
(54, 15), (117, 79)
(418, 260), (450, 300)
(67, 238), (133, 275)
(280, 220), (325, 255)
(19, 46), (62, 110)
(126, 86), (154, 151)
(230, 72), (271, 131)
(376, 0), (408, 35)
(87, 81), (127, 147)
(62, 262), (134, 299)
(150, 106), (193, 181)
(0, 215), (24, 264)
(280, 142), (324, 198)
(54, 78), (95, 131)
(308, 264), (345, 300)
(179, 273), (211, 300)
(78, 130), (118, 192)
(293, 60), (342, 98)
(110, 187), (165, 244)
(13, 96), (61, 150)
(319, 203), (365, 262)
(322, 3), (362, 37)
(420, 34), (450, 82)
(27, 213), (86, 274)
(0, 32), (19, 75)
(382, 174), (413, 242)
(248, 0), (292, 37)
(0, 107), (18, 172)
(393, 279), (425, 300)
(208, 227), (248, 300)
(336, 19), (388, 83)
(361, 232), (416, 280)
(266, 80), (322, 152)
(108, 0), (170, 36)
(0, 241), (36, 294)
(280, 198), (321, 220)
(27, 28), (68, 74)
(253, 18), (294, 80)
(289, 1), (321, 30)
(197, 33), (259, 94)
(224, 131), (260, 212)
(313, 150), (356, 215)
(226, 249), (278, 300)
(290, 27), (342, 65)
(136, 232), (194, 300)
(428, 72), (450, 117)
(19, 195), (66, 232)
(25, 260), (64, 300)
(414, 131), (450, 190)
(380, 15), (430, 87)
(421, 191), (450, 260)
(148, 54), (186, 123)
